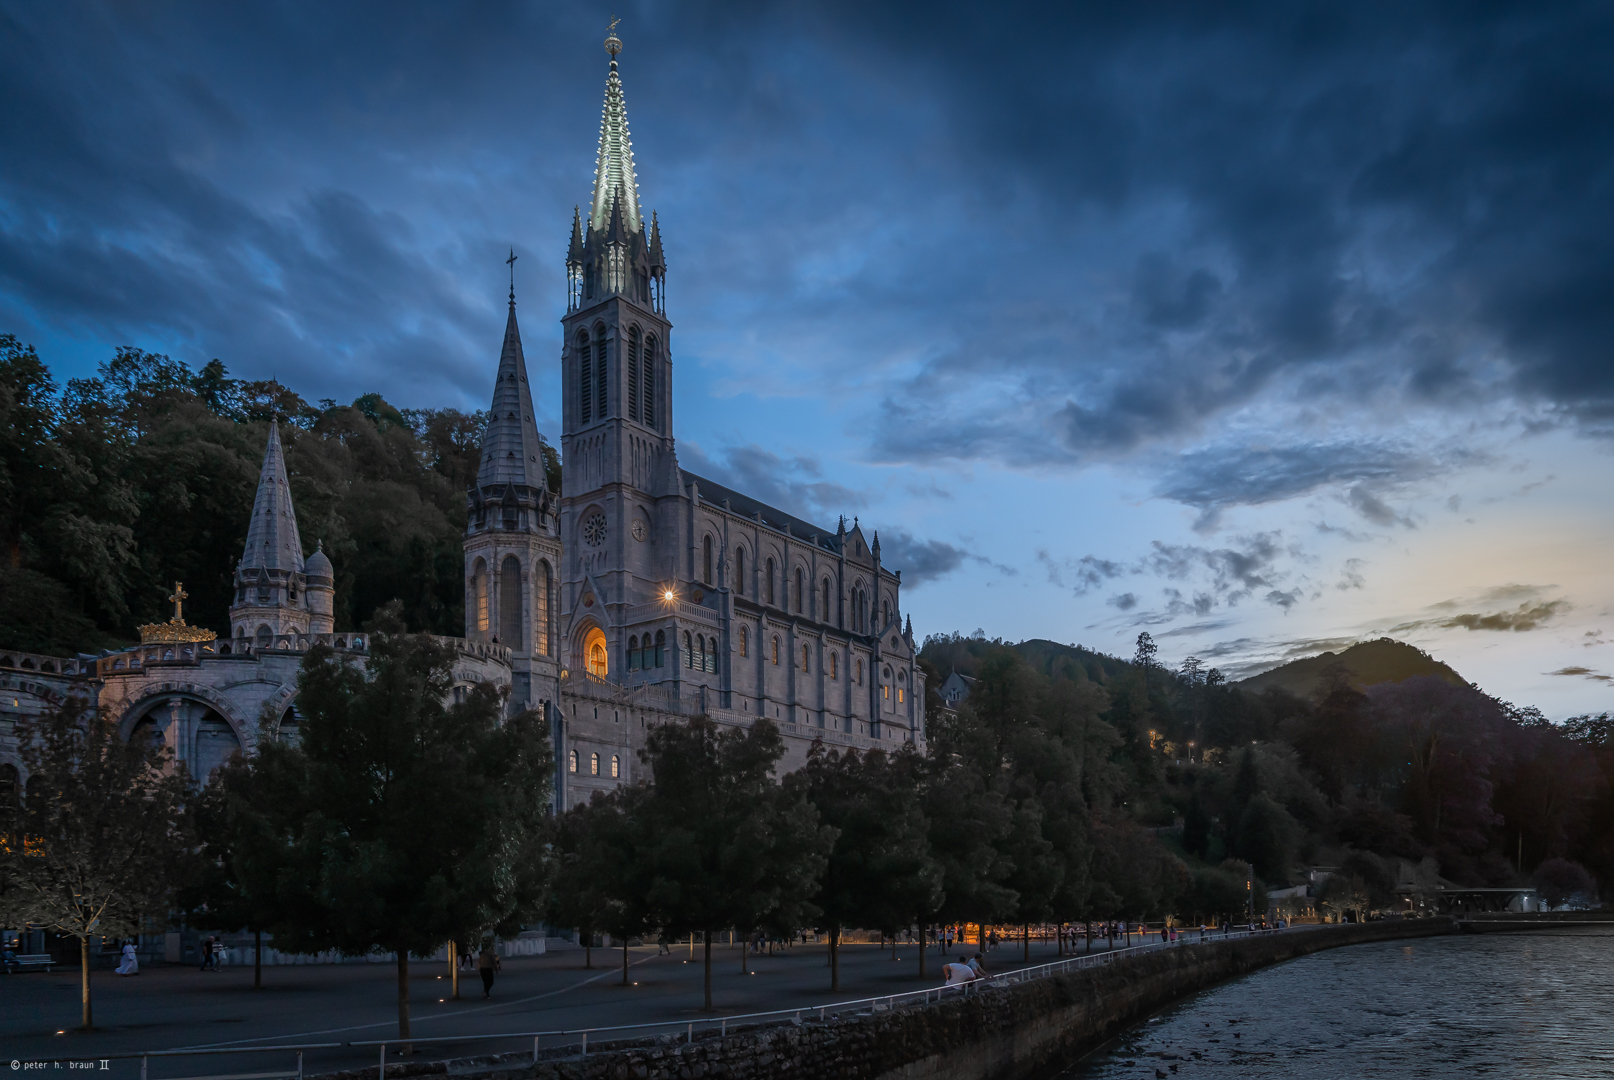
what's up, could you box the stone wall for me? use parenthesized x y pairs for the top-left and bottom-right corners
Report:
(322, 919), (1454, 1080)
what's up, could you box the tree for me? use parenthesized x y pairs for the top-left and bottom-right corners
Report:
(793, 744), (940, 989)
(547, 790), (655, 981)
(1532, 858), (1597, 909)
(0, 699), (191, 1029)
(634, 718), (831, 1010)
(238, 613), (552, 1042)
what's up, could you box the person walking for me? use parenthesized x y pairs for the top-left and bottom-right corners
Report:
(115, 940), (139, 976)
(198, 935), (216, 972)
(477, 943), (500, 999)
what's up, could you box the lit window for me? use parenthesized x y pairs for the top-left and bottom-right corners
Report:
(899, 687), (905, 704)
(772, 636), (780, 665)
(740, 626), (749, 657)
(590, 752), (600, 776)
(802, 644), (810, 672)
(569, 749), (579, 774)
(589, 641), (607, 678)
(611, 755), (620, 779)
(830, 653), (837, 679)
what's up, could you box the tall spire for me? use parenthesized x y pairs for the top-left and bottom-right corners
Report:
(589, 31), (642, 236)
(478, 286), (546, 490)
(241, 421), (305, 575)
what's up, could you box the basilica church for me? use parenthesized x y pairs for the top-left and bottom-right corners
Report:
(0, 31), (925, 812)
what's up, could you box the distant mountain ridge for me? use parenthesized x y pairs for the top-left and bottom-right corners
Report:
(1237, 637), (1467, 700)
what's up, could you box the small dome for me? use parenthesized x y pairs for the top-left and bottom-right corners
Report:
(305, 542), (334, 582)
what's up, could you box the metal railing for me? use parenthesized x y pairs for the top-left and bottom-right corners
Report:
(123, 923), (1331, 1080)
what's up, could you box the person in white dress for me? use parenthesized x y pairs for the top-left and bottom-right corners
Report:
(115, 941), (138, 976)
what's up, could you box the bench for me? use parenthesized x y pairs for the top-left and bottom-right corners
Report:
(5, 953), (55, 973)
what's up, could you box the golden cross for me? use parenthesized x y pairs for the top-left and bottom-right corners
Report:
(168, 581), (188, 623)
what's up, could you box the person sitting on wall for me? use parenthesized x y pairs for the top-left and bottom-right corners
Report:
(966, 952), (988, 980)
(942, 960), (976, 986)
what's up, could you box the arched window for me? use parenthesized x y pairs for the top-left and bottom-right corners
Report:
(703, 535), (713, 585)
(772, 636), (780, 665)
(594, 325), (608, 419)
(590, 752), (600, 776)
(628, 635), (640, 670)
(472, 558), (489, 635)
(569, 749), (579, 774)
(627, 325), (642, 422)
(802, 644), (810, 672)
(735, 547), (745, 594)
(857, 658), (863, 685)
(765, 558), (775, 604)
(643, 335), (657, 428)
(500, 555), (522, 648)
(655, 629), (666, 668)
(696, 634), (705, 671)
(823, 579), (832, 621)
(589, 640), (607, 679)
(882, 600), (890, 628)
(578, 330), (593, 423)
(535, 560), (553, 656)
(706, 636), (717, 673)
(795, 567), (803, 613)
(683, 631), (693, 669)
(829, 653), (838, 679)
(611, 754), (621, 779)
(256, 624), (272, 648)
(740, 626), (749, 657)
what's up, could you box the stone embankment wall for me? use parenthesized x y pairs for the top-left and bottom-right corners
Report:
(327, 920), (1454, 1080)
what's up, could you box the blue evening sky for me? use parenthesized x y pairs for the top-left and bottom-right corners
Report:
(3, 2), (1611, 716)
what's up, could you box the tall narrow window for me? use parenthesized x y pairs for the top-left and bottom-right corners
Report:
(772, 635), (780, 665)
(654, 629), (666, 667)
(627, 326), (641, 421)
(590, 752), (600, 776)
(696, 634), (705, 670)
(643, 335), (657, 429)
(703, 535), (713, 584)
(823, 579), (831, 621)
(595, 329), (608, 419)
(706, 636), (717, 673)
(569, 749), (579, 773)
(499, 556), (523, 648)
(628, 635), (640, 670)
(740, 626), (749, 657)
(735, 548), (745, 594)
(611, 755), (621, 779)
(766, 558), (775, 604)
(857, 658), (863, 685)
(578, 331), (593, 423)
(802, 644), (810, 672)
(683, 631), (693, 668)
(795, 568), (803, 613)
(473, 558), (489, 635)
(830, 653), (837, 679)
(883, 600), (890, 627)
(535, 560), (553, 657)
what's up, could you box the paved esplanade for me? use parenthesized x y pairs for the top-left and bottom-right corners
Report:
(2, 938), (1139, 1077)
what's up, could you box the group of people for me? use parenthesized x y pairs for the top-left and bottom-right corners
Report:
(456, 941), (503, 997)
(941, 951), (990, 986)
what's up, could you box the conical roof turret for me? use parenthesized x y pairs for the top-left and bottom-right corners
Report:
(477, 292), (547, 490)
(647, 211), (665, 272)
(567, 206), (585, 267)
(589, 42), (642, 238)
(241, 421), (305, 575)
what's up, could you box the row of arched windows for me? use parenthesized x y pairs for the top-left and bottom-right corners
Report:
(567, 749), (622, 778)
(683, 630), (718, 673)
(469, 556), (555, 655)
(627, 630), (666, 670)
(577, 325), (658, 429)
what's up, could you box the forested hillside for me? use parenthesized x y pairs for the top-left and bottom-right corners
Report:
(0, 337), (557, 653)
(920, 630), (1613, 913)
(1238, 638), (1465, 699)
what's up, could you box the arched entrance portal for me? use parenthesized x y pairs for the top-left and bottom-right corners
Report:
(126, 697), (243, 784)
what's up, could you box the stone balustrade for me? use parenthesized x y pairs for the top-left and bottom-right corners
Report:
(0, 650), (86, 677)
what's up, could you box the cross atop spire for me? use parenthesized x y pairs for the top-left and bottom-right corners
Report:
(477, 287), (546, 490)
(506, 247), (518, 305)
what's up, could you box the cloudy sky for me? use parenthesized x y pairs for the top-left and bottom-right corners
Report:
(4, 1), (1612, 716)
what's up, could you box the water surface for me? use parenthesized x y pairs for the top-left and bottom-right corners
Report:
(1064, 927), (1614, 1079)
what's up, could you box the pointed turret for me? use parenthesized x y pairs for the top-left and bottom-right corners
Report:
(567, 207), (585, 267)
(647, 211), (665, 273)
(228, 422), (318, 640)
(477, 294), (547, 490)
(242, 421), (305, 576)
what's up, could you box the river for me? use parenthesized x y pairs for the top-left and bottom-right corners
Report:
(1062, 926), (1614, 1079)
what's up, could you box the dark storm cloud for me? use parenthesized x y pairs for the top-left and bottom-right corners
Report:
(871, 529), (1014, 589)
(1548, 666), (1614, 684)
(1385, 586), (1572, 634)
(2, 0), (1611, 496)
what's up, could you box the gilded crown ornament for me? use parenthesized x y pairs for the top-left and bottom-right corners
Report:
(138, 581), (218, 644)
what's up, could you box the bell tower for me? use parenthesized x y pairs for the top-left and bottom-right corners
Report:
(558, 26), (678, 682)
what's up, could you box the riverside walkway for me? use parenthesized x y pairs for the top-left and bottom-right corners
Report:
(4, 936), (1131, 1077)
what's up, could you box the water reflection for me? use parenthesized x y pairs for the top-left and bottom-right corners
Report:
(1064, 928), (1614, 1079)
